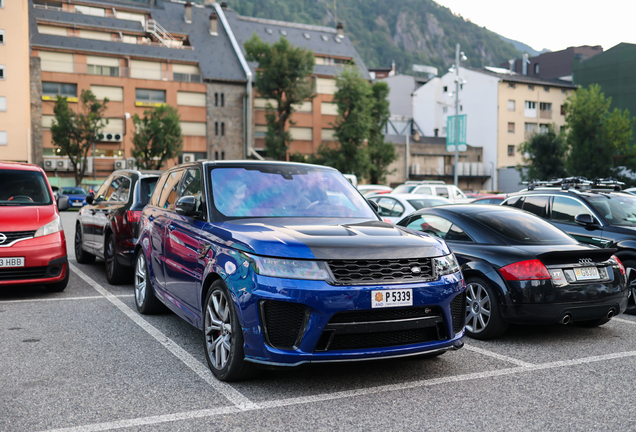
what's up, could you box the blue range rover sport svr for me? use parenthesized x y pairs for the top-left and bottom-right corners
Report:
(134, 161), (465, 381)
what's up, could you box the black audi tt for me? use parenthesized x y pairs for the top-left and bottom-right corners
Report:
(397, 205), (629, 340)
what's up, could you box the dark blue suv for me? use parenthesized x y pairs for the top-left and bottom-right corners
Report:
(134, 161), (465, 381)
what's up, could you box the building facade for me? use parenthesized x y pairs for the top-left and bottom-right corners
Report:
(29, 0), (248, 184)
(412, 67), (576, 192)
(0, 0), (32, 162)
(224, 9), (370, 159)
(503, 45), (603, 81)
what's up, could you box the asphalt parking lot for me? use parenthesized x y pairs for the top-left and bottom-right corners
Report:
(2, 211), (636, 431)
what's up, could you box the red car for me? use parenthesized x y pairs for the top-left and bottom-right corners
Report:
(0, 162), (70, 291)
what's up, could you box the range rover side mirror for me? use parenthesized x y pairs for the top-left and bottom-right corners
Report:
(367, 199), (379, 213)
(574, 213), (599, 229)
(85, 192), (95, 205)
(176, 195), (198, 217)
(57, 195), (69, 211)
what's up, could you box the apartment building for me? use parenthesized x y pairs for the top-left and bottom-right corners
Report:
(0, 0), (32, 162)
(503, 45), (603, 81)
(224, 9), (370, 158)
(29, 0), (248, 181)
(413, 67), (576, 191)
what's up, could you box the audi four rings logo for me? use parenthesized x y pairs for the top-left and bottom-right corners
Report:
(0, 233), (6, 244)
(579, 258), (593, 264)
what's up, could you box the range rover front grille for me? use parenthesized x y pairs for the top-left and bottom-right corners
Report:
(327, 258), (434, 285)
(328, 327), (441, 351)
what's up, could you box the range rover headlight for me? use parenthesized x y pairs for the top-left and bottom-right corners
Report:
(245, 253), (330, 280)
(433, 253), (460, 277)
(34, 215), (63, 238)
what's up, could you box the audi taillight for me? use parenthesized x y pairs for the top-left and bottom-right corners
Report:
(499, 259), (551, 281)
(612, 255), (626, 275)
(126, 210), (142, 223)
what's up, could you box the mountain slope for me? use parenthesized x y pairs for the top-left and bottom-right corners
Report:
(222, 0), (524, 74)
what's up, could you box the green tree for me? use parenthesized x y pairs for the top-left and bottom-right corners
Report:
(367, 81), (396, 184)
(50, 90), (108, 186)
(565, 84), (634, 179)
(516, 124), (567, 181)
(315, 67), (372, 178)
(131, 105), (183, 170)
(244, 34), (315, 160)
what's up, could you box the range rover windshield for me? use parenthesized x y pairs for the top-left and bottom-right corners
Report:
(0, 169), (53, 206)
(211, 165), (377, 219)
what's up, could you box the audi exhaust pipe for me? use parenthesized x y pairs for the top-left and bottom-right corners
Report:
(559, 314), (572, 325)
(607, 309), (615, 319)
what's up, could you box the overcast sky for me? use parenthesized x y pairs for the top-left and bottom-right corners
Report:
(432, 0), (636, 53)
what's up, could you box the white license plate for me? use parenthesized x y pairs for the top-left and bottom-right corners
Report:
(574, 266), (599, 281)
(372, 289), (413, 308)
(72, 202), (82, 206)
(0, 257), (25, 268)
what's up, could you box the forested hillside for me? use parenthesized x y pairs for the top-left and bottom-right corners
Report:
(221, 0), (524, 74)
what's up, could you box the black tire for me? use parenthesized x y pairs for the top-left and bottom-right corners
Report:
(74, 223), (95, 264)
(203, 281), (255, 381)
(44, 265), (70, 292)
(622, 259), (636, 315)
(105, 233), (130, 285)
(464, 276), (509, 340)
(134, 251), (164, 314)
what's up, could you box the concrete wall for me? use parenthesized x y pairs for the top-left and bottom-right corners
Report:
(497, 167), (526, 193)
(381, 74), (416, 119)
(0, 0), (31, 162)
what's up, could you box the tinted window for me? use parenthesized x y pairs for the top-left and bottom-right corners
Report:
(158, 170), (184, 210)
(148, 174), (167, 207)
(502, 196), (523, 208)
(179, 168), (205, 215)
(522, 195), (548, 218)
(105, 176), (131, 203)
(405, 215), (455, 240)
(435, 186), (449, 198)
(0, 169), (52, 205)
(586, 194), (636, 226)
(551, 196), (591, 224)
(471, 210), (576, 245)
(138, 177), (158, 206)
(407, 198), (449, 210)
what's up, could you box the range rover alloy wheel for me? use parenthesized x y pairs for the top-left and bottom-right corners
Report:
(134, 252), (163, 314)
(465, 277), (508, 340)
(203, 281), (255, 381)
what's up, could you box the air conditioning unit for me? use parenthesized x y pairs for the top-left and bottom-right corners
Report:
(55, 158), (69, 171)
(182, 153), (196, 163)
(98, 132), (123, 142)
(43, 158), (56, 171)
(114, 159), (126, 170)
(409, 163), (420, 175)
(126, 157), (137, 170)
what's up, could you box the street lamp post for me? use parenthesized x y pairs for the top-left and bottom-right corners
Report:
(452, 44), (466, 187)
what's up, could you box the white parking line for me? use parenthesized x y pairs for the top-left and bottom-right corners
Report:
(0, 295), (134, 304)
(463, 344), (535, 367)
(613, 317), (636, 325)
(41, 349), (636, 432)
(69, 263), (259, 411)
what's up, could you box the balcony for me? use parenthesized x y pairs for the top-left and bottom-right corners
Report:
(539, 109), (552, 119)
(409, 163), (492, 179)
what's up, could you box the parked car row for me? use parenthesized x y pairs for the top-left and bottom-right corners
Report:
(2, 160), (631, 384)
